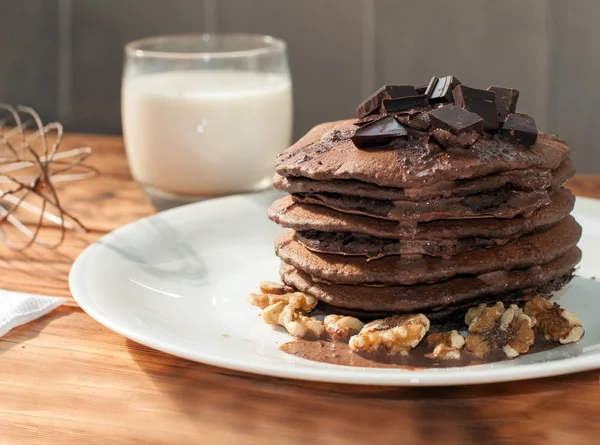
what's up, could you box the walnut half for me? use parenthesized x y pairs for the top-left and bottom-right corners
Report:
(259, 281), (295, 295)
(465, 303), (534, 359)
(249, 285), (317, 312)
(261, 301), (324, 340)
(349, 314), (430, 355)
(524, 296), (584, 344)
(324, 315), (364, 342)
(427, 330), (465, 360)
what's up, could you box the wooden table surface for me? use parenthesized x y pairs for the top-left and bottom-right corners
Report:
(1, 133), (599, 445)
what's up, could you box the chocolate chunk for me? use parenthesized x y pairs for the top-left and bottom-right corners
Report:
(396, 109), (423, 119)
(380, 95), (429, 114)
(452, 85), (499, 133)
(351, 115), (408, 149)
(501, 113), (538, 146)
(353, 114), (383, 127)
(396, 112), (431, 130)
(426, 76), (462, 104)
(488, 86), (520, 122)
(415, 83), (428, 95)
(356, 85), (418, 118)
(429, 129), (480, 149)
(424, 76), (438, 98)
(429, 105), (484, 135)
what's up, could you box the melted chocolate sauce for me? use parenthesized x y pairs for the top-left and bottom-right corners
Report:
(280, 333), (560, 369)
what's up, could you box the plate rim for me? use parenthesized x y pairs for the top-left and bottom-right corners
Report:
(69, 193), (600, 386)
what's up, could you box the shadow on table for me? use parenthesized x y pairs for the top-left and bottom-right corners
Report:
(0, 231), (95, 285)
(125, 339), (600, 444)
(0, 306), (70, 355)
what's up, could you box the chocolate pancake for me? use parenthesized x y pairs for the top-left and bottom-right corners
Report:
(313, 273), (573, 326)
(292, 187), (551, 222)
(275, 216), (581, 285)
(279, 246), (581, 313)
(268, 188), (575, 242)
(275, 120), (570, 189)
(274, 157), (574, 202)
(294, 230), (511, 259)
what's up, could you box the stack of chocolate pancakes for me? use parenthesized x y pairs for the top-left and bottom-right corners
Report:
(268, 76), (581, 323)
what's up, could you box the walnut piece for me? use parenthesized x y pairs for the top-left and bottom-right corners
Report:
(261, 301), (324, 340)
(248, 290), (317, 312)
(465, 301), (503, 326)
(279, 304), (325, 340)
(259, 281), (294, 295)
(324, 315), (364, 342)
(427, 330), (465, 360)
(349, 314), (430, 355)
(261, 301), (287, 325)
(524, 296), (584, 344)
(465, 303), (534, 359)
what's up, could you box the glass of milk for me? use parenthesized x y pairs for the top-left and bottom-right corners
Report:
(122, 34), (292, 209)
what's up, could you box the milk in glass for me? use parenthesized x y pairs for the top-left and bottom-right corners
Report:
(122, 70), (292, 197)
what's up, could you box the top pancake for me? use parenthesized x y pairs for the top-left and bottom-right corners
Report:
(273, 157), (574, 202)
(275, 119), (571, 189)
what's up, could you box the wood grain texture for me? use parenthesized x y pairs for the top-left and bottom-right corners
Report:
(0, 133), (598, 444)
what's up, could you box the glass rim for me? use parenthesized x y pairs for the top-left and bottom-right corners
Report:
(125, 33), (287, 59)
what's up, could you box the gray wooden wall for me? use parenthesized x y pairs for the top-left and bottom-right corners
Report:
(2, 0), (599, 172)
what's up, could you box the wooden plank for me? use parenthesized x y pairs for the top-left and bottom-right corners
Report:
(567, 175), (600, 200)
(0, 133), (153, 299)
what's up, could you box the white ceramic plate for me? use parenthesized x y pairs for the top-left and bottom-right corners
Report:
(69, 189), (600, 386)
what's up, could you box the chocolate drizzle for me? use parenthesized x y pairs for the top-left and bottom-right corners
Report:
(280, 332), (560, 369)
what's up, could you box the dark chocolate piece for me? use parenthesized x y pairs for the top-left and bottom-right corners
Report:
(429, 128), (480, 149)
(353, 114), (383, 127)
(351, 115), (408, 149)
(452, 85), (499, 133)
(488, 86), (520, 122)
(415, 83), (428, 95)
(427, 76), (462, 103)
(396, 109), (423, 119)
(501, 113), (538, 146)
(396, 111), (431, 130)
(424, 76), (438, 98)
(429, 105), (484, 135)
(356, 85), (418, 118)
(380, 95), (428, 114)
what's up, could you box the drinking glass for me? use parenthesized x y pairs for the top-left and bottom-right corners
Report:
(122, 34), (292, 209)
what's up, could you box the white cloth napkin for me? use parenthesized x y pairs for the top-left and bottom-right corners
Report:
(0, 290), (66, 337)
